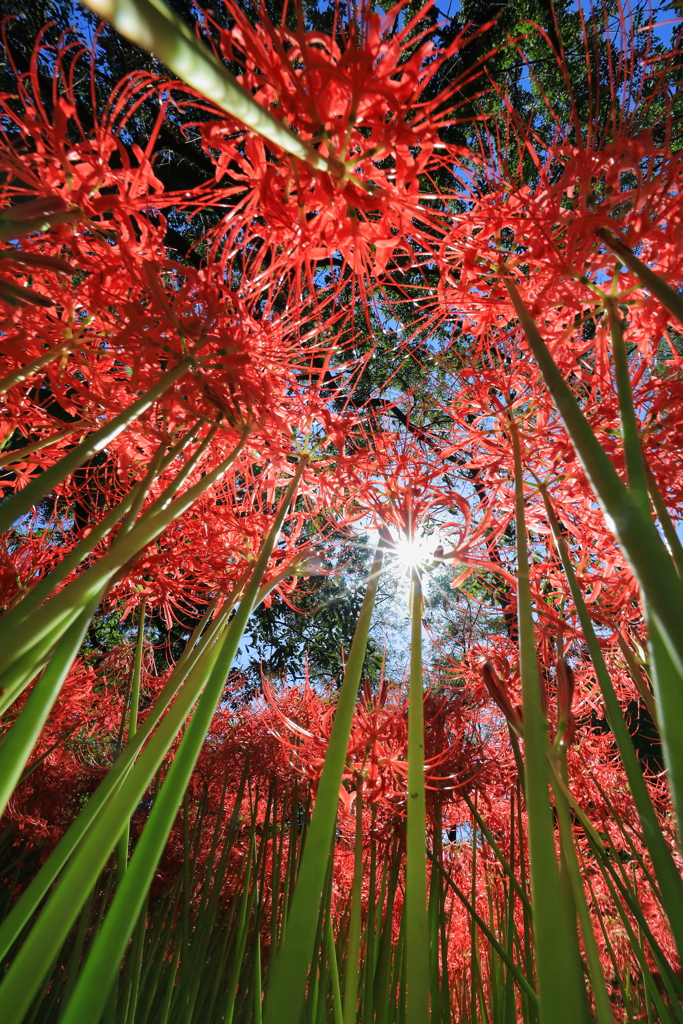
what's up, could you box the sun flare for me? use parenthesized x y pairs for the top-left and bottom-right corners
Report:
(392, 535), (438, 570)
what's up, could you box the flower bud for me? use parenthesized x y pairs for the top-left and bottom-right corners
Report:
(481, 661), (523, 736)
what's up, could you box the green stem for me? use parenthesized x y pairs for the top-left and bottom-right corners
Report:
(0, 428), (247, 689)
(325, 904), (343, 1024)
(117, 598), (147, 884)
(342, 786), (364, 1024)
(539, 483), (683, 957)
(0, 337), (78, 396)
(461, 792), (532, 916)
(549, 762), (683, 1022)
(606, 296), (649, 511)
(616, 632), (659, 728)
(0, 596), (231, 963)
(427, 851), (538, 1007)
(0, 421), (88, 469)
(0, 425), (195, 649)
(406, 568), (430, 1024)
(644, 463), (683, 579)
(0, 595), (100, 817)
(597, 229), (683, 328)
(128, 600), (146, 741)
(550, 752), (613, 1024)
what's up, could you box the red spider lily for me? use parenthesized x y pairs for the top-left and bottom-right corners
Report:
(0, 24), (176, 224)
(109, 473), (331, 626)
(183, 0), (494, 307)
(260, 674), (490, 818)
(430, 33), (683, 376)
(1, 5), (682, 1018)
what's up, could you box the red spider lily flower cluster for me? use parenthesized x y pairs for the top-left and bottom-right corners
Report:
(174, 0), (498, 321)
(261, 675), (491, 818)
(1, 0), (682, 1009)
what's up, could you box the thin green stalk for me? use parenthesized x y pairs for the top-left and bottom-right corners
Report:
(510, 425), (588, 1024)
(342, 786), (364, 1024)
(548, 762), (683, 1008)
(597, 229), (683, 328)
(427, 852), (538, 1008)
(391, 915), (405, 1024)
(57, 891), (98, 1018)
(128, 600), (146, 742)
(57, 888), (98, 1015)
(406, 567), (430, 1024)
(0, 428), (248, 689)
(362, 804), (378, 1024)
(644, 462), (683, 578)
(505, 276), (683, 835)
(616, 631), (659, 727)
(606, 296), (649, 511)
(132, 895), (177, 1024)
(128, 420), (220, 523)
(313, 857), (337, 1024)
(180, 765), (253, 1022)
(0, 450), (204, 723)
(397, 917), (408, 1024)
(0, 421), (88, 470)
(224, 835), (256, 1024)
(262, 533), (387, 1024)
(428, 832), (440, 1017)
(461, 792), (532, 916)
(0, 598), (232, 966)
(158, 946), (181, 1024)
(116, 598), (147, 883)
(121, 901), (147, 1024)
(503, 833), (517, 1024)
(374, 848), (399, 1024)
(470, 812), (478, 1024)
(0, 336), (79, 396)
(439, 863), (452, 1024)
(589, 772), (665, 906)
(514, 782), (536, 1024)
(254, 923), (263, 1024)
(0, 617), (83, 721)
(0, 359), (190, 533)
(325, 908), (343, 1024)
(0, 633), (228, 1023)
(0, 425), (196, 649)
(581, 849), (639, 1024)
(549, 757), (613, 1024)
(80, 0), (341, 177)
(580, 821), (682, 1024)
